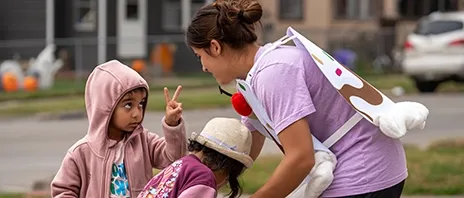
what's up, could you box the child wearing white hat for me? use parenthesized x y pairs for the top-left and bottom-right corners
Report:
(137, 117), (253, 198)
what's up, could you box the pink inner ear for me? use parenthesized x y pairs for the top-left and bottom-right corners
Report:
(336, 68), (342, 76)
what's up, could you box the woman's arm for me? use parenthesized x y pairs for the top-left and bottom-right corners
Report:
(252, 119), (315, 197)
(250, 130), (266, 160)
(241, 117), (266, 160)
(250, 62), (318, 198)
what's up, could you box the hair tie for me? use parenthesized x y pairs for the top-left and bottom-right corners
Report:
(238, 9), (244, 19)
(212, 1), (220, 11)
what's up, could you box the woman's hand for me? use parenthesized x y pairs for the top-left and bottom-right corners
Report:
(164, 85), (183, 126)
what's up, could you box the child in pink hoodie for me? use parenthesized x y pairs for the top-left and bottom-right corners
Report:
(51, 60), (188, 198)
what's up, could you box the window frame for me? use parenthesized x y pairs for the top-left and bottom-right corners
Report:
(74, 0), (97, 32)
(333, 0), (377, 21)
(278, 0), (304, 21)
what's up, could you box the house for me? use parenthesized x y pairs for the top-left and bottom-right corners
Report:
(1, 0), (462, 74)
(0, 0), (209, 74)
(258, 0), (463, 57)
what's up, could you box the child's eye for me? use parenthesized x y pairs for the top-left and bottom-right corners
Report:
(124, 103), (132, 109)
(139, 100), (146, 108)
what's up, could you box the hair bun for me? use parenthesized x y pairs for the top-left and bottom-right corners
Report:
(239, 3), (263, 24)
(187, 0), (263, 50)
(214, 0), (262, 25)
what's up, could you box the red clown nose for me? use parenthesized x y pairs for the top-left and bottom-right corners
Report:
(231, 92), (252, 116)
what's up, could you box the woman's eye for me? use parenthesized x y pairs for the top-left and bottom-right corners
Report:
(196, 55), (201, 62)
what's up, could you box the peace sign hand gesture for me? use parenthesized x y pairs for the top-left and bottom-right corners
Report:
(164, 85), (183, 126)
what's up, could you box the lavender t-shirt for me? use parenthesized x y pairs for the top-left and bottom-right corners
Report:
(242, 43), (407, 197)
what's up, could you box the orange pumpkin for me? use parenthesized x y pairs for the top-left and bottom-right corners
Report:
(152, 43), (173, 74)
(1, 72), (18, 92)
(23, 75), (38, 92)
(132, 59), (146, 73)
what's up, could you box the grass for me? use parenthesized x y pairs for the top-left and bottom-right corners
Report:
(402, 139), (464, 195)
(0, 86), (232, 117)
(0, 194), (24, 198)
(1, 74), (464, 118)
(0, 77), (219, 102)
(362, 74), (464, 94)
(1, 140), (464, 197)
(2, 73), (464, 103)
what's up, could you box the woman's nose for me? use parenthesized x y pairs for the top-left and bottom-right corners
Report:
(202, 66), (208, 72)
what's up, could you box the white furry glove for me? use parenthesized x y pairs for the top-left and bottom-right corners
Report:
(373, 101), (429, 139)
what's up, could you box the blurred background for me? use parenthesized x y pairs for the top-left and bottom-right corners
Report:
(0, 0), (464, 197)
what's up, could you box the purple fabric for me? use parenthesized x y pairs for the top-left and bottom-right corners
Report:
(241, 43), (407, 197)
(138, 154), (216, 198)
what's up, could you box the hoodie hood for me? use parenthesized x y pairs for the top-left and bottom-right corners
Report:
(84, 60), (149, 157)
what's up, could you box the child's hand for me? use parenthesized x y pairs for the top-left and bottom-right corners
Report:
(164, 85), (183, 126)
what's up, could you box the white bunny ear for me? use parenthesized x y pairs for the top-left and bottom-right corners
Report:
(419, 121), (426, 130)
(377, 115), (407, 139)
(375, 101), (429, 139)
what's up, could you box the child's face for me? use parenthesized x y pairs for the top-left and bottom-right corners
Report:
(110, 89), (147, 133)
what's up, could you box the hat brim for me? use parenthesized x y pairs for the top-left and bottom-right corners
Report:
(191, 132), (253, 168)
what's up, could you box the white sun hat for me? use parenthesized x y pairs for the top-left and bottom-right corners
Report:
(190, 117), (254, 168)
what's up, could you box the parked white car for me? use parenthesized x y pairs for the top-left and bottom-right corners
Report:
(402, 11), (464, 93)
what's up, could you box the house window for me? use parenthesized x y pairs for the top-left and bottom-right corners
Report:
(398, 0), (459, 19)
(74, 0), (97, 32)
(279, 0), (304, 20)
(126, 0), (139, 20)
(334, 0), (377, 20)
(162, 0), (205, 32)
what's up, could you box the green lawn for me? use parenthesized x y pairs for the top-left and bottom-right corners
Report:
(0, 77), (219, 102)
(0, 86), (232, 118)
(2, 74), (464, 103)
(1, 74), (464, 118)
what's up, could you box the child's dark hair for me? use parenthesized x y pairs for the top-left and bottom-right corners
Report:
(188, 140), (245, 198)
(127, 87), (148, 102)
(128, 87), (147, 95)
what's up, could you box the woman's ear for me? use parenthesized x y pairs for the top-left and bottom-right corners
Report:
(210, 40), (222, 56)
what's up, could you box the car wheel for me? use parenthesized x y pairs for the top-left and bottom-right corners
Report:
(414, 80), (440, 93)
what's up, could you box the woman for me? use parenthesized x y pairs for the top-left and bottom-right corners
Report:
(186, 0), (407, 197)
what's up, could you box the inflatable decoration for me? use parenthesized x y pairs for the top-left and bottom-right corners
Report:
(0, 44), (63, 92)
(26, 44), (63, 90)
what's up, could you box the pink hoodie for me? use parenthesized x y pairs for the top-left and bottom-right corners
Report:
(51, 60), (188, 198)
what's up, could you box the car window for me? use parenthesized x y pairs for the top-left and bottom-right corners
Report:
(413, 20), (463, 35)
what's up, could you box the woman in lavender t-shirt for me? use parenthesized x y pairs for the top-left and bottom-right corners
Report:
(186, 0), (407, 198)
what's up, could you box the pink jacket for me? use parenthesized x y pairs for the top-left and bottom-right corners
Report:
(50, 60), (188, 198)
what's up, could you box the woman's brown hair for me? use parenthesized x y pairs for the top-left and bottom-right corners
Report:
(186, 0), (263, 51)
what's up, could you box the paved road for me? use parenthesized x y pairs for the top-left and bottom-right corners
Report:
(0, 94), (463, 192)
